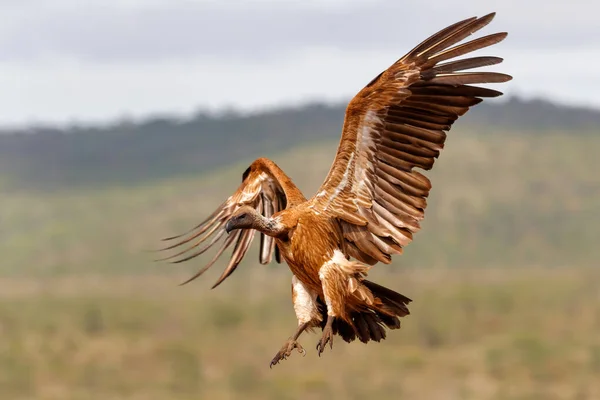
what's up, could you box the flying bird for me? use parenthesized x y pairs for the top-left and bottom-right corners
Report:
(159, 12), (511, 367)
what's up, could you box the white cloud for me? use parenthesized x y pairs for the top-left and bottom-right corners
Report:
(1, 0), (596, 63)
(0, 0), (598, 125)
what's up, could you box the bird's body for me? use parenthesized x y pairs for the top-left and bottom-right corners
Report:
(159, 12), (512, 366)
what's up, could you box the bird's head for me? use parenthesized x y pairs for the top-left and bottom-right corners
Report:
(225, 205), (260, 233)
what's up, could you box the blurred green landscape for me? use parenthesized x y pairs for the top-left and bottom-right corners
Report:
(1, 97), (599, 399)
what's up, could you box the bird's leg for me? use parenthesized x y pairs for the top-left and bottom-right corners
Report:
(269, 275), (321, 368)
(317, 259), (347, 357)
(316, 314), (334, 356)
(270, 322), (310, 368)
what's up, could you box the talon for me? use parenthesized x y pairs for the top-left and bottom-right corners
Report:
(317, 316), (334, 357)
(270, 338), (305, 368)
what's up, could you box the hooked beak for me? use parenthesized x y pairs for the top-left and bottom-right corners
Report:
(225, 219), (235, 234)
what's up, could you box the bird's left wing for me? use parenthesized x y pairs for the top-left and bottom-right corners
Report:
(309, 13), (511, 265)
(158, 161), (288, 288)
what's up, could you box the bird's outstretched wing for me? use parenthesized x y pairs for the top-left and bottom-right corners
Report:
(158, 159), (289, 288)
(309, 12), (511, 264)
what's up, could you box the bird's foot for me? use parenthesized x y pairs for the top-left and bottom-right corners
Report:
(316, 319), (334, 357)
(269, 338), (306, 368)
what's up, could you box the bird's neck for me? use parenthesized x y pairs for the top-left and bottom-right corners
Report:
(252, 215), (287, 237)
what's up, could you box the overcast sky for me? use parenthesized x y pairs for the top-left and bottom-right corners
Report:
(1, 0), (597, 127)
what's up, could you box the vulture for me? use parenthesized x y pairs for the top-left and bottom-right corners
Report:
(159, 12), (512, 367)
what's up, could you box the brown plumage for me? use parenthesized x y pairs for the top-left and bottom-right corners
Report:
(159, 12), (512, 367)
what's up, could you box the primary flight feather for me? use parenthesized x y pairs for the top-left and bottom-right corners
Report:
(159, 12), (512, 367)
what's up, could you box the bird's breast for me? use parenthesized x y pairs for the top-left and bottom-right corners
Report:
(276, 213), (344, 292)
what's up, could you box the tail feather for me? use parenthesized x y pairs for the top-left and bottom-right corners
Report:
(333, 317), (357, 343)
(363, 280), (412, 317)
(318, 280), (411, 344)
(363, 312), (386, 342)
(377, 311), (402, 330)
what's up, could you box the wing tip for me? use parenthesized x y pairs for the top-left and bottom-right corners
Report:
(211, 266), (237, 289)
(178, 277), (196, 286)
(479, 11), (497, 22)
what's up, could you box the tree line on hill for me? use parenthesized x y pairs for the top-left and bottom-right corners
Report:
(0, 96), (598, 189)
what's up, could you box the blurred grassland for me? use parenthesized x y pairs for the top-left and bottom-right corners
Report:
(1, 268), (599, 400)
(1, 129), (600, 399)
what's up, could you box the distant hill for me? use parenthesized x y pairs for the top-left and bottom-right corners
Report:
(3, 131), (600, 275)
(1, 96), (599, 189)
(466, 97), (600, 130)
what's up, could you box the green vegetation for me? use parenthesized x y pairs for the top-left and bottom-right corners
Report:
(2, 97), (600, 189)
(0, 269), (598, 400)
(1, 99), (599, 399)
(2, 131), (599, 276)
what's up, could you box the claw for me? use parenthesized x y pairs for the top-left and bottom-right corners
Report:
(316, 337), (331, 357)
(270, 338), (305, 368)
(316, 317), (334, 357)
